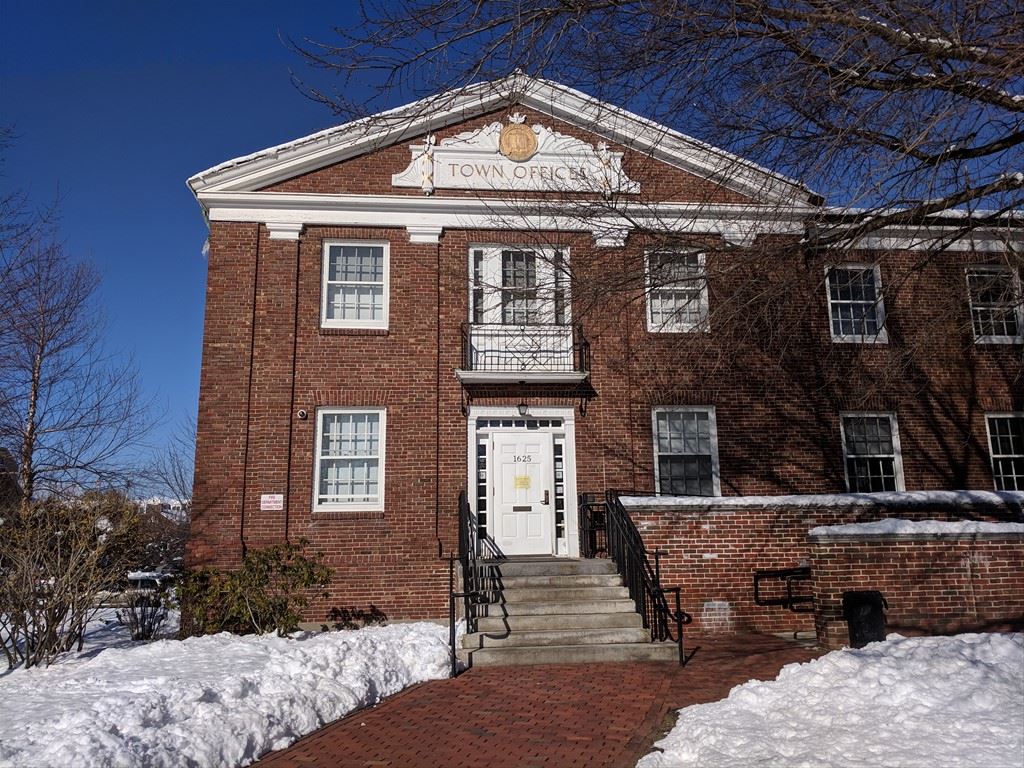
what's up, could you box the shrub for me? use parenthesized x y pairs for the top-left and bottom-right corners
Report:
(116, 585), (170, 641)
(179, 541), (330, 637)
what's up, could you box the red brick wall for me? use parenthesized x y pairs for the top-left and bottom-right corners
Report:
(625, 500), (1021, 634)
(809, 533), (1024, 648)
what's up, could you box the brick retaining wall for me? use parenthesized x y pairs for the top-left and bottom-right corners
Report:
(809, 530), (1024, 648)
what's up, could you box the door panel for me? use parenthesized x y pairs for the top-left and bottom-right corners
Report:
(492, 431), (554, 555)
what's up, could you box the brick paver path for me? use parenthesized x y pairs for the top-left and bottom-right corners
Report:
(258, 633), (822, 768)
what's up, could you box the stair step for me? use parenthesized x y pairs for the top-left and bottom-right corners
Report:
(481, 599), (638, 617)
(495, 574), (623, 589)
(460, 641), (680, 667)
(475, 612), (643, 632)
(485, 559), (618, 578)
(462, 627), (651, 649)
(501, 585), (629, 602)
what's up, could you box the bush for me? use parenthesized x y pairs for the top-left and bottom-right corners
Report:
(179, 541), (330, 637)
(0, 492), (140, 668)
(116, 585), (170, 641)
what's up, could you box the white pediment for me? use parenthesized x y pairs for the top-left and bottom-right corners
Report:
(391, 114), (640, 197)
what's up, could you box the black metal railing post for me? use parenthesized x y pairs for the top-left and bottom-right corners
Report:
(599, 489), (692, 665)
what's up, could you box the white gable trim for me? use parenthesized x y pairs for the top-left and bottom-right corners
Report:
(187, 74), (816, 207)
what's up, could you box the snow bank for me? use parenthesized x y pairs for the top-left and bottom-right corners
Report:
(0, 623), (450, 768)
(621, 489), (1024, 509)
(810, 519), (1024, 537)
(639, 633), (1024, 768)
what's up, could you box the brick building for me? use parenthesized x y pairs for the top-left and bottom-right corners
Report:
(186, 75), (1023, 637)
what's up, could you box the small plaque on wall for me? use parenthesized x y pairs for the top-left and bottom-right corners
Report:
(260, 493), (284, 511)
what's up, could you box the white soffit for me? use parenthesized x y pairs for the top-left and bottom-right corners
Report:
(186, 73), (817, 208)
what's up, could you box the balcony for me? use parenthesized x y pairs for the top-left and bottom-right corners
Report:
(456, 323), (590, 383)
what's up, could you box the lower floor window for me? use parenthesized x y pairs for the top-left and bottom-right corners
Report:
(987, 414), (1024, 491)
(841, 413), (903, 492)
(653, 407), (720, 496)
(315, 408), (385, 511)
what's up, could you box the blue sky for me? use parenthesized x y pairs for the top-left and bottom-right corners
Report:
(2, 1), (371, 460)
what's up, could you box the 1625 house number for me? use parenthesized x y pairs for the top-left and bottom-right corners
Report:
(513, 455), (533, 463)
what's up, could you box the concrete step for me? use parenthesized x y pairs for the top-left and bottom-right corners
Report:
(461, 626), (651, 649)
(460, 641), (680, 667)
(475, 612), (643, 632)
(481, 598), (638, 617)
(484, 559), (618, 578)
(495, 574), (623, 589)
(501, 585), (630, 603)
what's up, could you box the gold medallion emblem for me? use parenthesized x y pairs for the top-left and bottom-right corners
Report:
(499, 122), (538, 162)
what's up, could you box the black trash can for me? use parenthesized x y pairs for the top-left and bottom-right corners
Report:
(842, 590), (888, 648)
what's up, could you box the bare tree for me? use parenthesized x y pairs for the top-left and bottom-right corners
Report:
(293, 0), (1023, 240)
(0, 238), (150, 508)
(147, 415), (196, 514)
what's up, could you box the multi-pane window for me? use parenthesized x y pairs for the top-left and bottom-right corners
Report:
(826, 265), (887, 342)
(986, 415), (1024, 491)
(653, 407), (720, 496)
(647, 251), (708, 332)
(314, 409), (385, 510)
(966, 267), (1023, 343)
(321, 242), (388, 328)
(501, 250), (540, 324)
(840, 414), (903, 492)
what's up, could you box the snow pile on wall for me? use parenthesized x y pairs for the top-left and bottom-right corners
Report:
(621, 489), (1024, 509)
(810, 519), (1024, 536)
(0, 623), (450, 768)
(638, 633), (1024, 768)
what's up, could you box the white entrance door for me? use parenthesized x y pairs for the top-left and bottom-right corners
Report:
(491, 431), (555, 555)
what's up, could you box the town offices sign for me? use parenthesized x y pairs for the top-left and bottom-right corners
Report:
(392, 114), (640, 197)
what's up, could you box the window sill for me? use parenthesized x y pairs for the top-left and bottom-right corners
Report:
(830, 336), (889, 345)
(319, 327), (390, 337)
(974, 337), (1024, 346)
(311, 510), (386, 521)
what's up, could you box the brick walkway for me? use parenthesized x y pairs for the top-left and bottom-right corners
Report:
(258, 634), (822, 768)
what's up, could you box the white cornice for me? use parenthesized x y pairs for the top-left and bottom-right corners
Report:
(187, 74), (817, 207)
(199, 191), (813, 247)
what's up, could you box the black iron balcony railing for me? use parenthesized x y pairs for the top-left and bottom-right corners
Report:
(460, 322), (590, 375)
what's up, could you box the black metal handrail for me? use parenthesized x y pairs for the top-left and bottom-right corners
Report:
(460, 322), (590, 374)
(448, 489), (501, 676)
(587, 490), (692, 664)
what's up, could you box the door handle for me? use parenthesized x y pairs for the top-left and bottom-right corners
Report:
(542, 490), (550, 505)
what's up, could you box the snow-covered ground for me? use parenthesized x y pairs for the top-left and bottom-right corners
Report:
(0, 619), (450, 768)
(639, 633), (1024, 768)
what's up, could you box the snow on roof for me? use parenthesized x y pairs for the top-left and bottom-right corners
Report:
(620, 489), (1024, 510)
(809, 519), (1024, 537)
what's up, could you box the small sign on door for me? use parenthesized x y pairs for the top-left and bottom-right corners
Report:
(260, 493), (284, 511)
(514, 475), (532, 489)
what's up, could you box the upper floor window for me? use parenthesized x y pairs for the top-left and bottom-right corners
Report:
(652, 406), (720, 496)
(470, 245), (568, 325)
(966, 266), (1023, 344)
(986, 414), (1024, 491)
(646, 251), (708, 332)
(826, 265), (888, 343)
(314, 408), (386, 511)
(321, 242), (389, 329)
(840, 413), (904, 492)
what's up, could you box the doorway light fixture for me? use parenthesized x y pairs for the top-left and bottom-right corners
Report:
(517, 401), (529, 417)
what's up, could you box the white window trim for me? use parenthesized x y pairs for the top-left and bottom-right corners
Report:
(645, 250), (709, 333)
(320, 240), (390, 330)
(466, 244), (571, 325)
(839, 411), (905, 492)
(965, 266), (1024, 345)
(651, 406), (722, 496)
(825, 263), (889, 344)
(984, 412), (1024, 491)
(313, 407), (386, 513)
